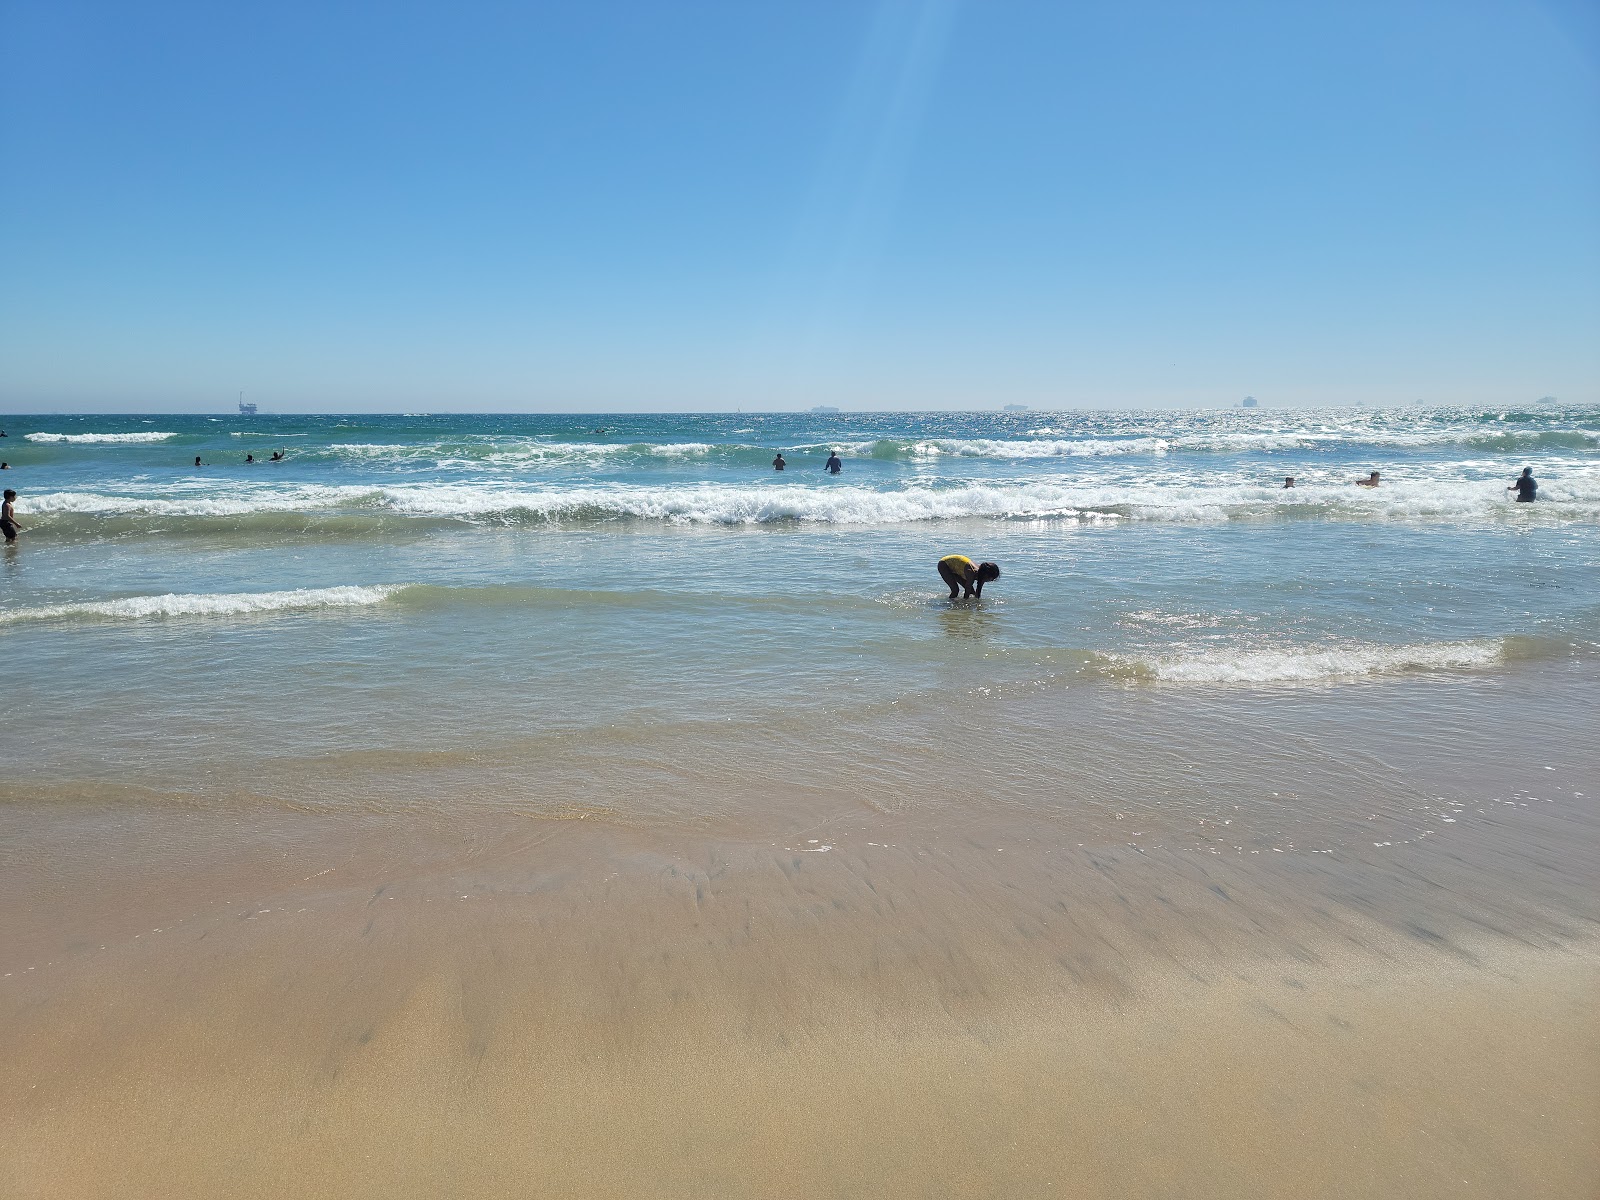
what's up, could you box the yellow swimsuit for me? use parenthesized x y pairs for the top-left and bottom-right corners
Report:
(939, 555), (976, 581)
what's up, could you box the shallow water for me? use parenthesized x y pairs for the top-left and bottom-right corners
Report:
(3, 405), (1596, 823)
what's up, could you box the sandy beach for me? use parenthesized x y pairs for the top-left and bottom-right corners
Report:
(5, 665), (1597, 1199)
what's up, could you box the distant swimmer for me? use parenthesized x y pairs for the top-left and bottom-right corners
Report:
(270, 450), (285, 462)
(245, 453), (256, 463)
(0, 462), (8, 470)
(194, 456), (204, 467)
(772, 452), (786, 471)
(825, 451), (843, 475)
(1355, 471), (1381, 487)
(1282, 476), (1295, 488)
(938, 554), (1000, 600)
(2, 489), (20, 543)
(1508, 466), (1537, 502)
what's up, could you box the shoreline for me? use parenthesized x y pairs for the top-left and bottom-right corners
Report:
(5, 656), (1597, 1198)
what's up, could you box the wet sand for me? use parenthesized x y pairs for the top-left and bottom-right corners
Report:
(4, 765), (1598, 1200)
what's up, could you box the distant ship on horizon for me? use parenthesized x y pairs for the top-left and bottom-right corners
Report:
(810, 405), (840, 415)
(1003, 404), (1030, 412)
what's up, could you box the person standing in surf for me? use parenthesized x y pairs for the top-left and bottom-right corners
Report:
(825, 450), (843, 475)
(938, 555), (999, 599)
(773, 452), (786, 471)
(1508, 467), (1538, 502)
(2, 489), (21, 544)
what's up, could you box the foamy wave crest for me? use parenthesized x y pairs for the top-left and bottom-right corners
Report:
(376, 482), (1100, 523)
(26, 488), (343, 516)
(330, 438), (717, 456)
(0, 585), (404, 626)
(1105, 638), (1506, 684)
(24, 431), (179, 444)
(911, 437), (1170, 458)
(1163, 427), (1600, 453)
(23, 481), (1097, 524)
(24, 470), (1600, 529)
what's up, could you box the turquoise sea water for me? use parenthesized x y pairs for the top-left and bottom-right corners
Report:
(3, 405), (1597, 828)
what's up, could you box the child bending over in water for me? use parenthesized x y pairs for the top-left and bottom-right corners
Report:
(938, 554), (999, 599)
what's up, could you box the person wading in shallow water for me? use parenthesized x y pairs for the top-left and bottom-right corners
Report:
(2, 488), (21, 544)
(772, 452), (786, 471)
(938, 555), (1000, 599)
(1508, 467), (1538, 502)
(825, 450), (843, 475)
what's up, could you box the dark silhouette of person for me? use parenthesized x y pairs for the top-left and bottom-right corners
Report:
(1282, 476), (1295, 488)
(1508, 467), (1537, 502)
(772, 453), (786, 471)
(2, 488), (20, 543)
(245, 454), (256, 463)
(194, 456), (203, 467)
(825, 451), (842, 475)
(1355, 471), (1381, 487)
(938, 555), (1000, 599)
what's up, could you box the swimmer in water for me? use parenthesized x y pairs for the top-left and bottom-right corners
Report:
(938, 555), (1000, 599)
(825, 451), (842, 475)
(772, 452), (786, 471)
(1507, 466), (1537, 502)
(194, 456), (203, 467)
(2, 489), (20, 543)
(1282, 476), (1295, 488)
(1355, 471), (1381, 487)
(245, 453), (255, 463)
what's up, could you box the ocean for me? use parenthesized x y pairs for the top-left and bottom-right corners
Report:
(2, 404), (1596, 836)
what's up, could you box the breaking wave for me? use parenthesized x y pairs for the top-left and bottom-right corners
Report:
(24, 431), (179, 444)
(1098, 638), (1521, 684)
(0, 585), (404, 625)
(19, 473), (1599, 531)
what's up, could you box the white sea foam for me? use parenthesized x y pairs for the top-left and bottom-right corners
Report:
(24, 431), (179, 444)
(0, 585), (403, 625)
(22, 469), (1600, 527)
(376, 481), (1098, 523)
(1109, 639), (1506, 683)
(906, 437), (1171, 458)
(315, 439), (723, 467)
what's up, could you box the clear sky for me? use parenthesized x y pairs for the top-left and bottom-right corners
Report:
(2, 0), (1596, 413)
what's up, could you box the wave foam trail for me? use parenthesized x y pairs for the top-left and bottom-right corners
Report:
(1108, 639), (1506, 684)
(22, 468), (1600, 528)
(25, 431), (179, 444)
(0, 585), (404, 626)
(908, 437), (1171, 458)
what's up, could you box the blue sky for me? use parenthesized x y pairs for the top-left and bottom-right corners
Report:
(2, 0), (1596, 412)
